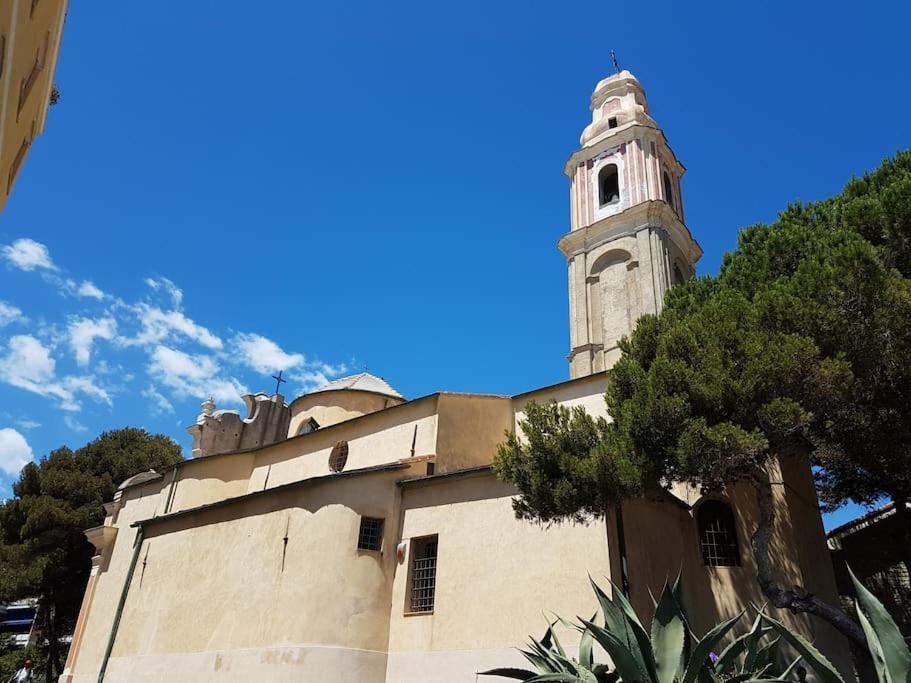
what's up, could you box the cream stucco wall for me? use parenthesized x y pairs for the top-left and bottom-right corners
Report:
(387, 471), (611, 682)
(70, 465), (416, 683)
(64, 374), (851, 682)
(288, 389), (404, 435)
(0, 0), (67, 212)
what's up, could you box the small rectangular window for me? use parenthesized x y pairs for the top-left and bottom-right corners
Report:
(407, 535), (438, 613)
(426, 462), (435, 476)
(608, 117), (618, 129)
(357, 517), (384, 551)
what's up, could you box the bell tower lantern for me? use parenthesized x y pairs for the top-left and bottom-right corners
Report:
(559, 70), (702, 377)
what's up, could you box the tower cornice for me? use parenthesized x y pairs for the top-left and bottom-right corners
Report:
(557, 200), (702, 265)
(563, 123), (686, 178)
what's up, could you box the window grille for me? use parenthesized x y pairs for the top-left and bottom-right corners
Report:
(698, 500), (740, 567)
(409, 536), (438, 613)
(357, 517), (384, 551)
(329, 440), (348, 472)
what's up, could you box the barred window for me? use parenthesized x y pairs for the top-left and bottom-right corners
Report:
(357, 517), (384, 552)
(698, 500), (740, 567)
(329, 440), (348, 472)
(408, 535), (438, 613)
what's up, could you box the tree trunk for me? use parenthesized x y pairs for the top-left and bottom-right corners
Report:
(890, 495), (911, 580)
(749, 467), (867, 648)
(46, 593), (61, 681)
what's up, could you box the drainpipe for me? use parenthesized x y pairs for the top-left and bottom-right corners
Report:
(615, 505), (631, 597)
(97, 526), (144, 683)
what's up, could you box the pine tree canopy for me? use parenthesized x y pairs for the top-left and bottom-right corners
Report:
(0, 427), (182, 678)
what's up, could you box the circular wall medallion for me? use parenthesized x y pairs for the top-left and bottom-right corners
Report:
(329, 440), (349, 472)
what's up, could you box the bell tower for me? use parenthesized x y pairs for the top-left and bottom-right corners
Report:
(559, 70), (702, 377)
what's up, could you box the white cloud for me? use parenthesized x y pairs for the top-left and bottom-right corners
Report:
(2, 238), (57, 271)
(0, 335), (111, 411)
(148, 345), (244, 404)
(141, 384), (174, 415)
(15, 419), (40, 430)
(232, 333), (304, 374)
(0, 428), (33, 475)
(63, 415), (88, 433)
(68, 316), (117, 366)
(77, 281), (106, 300)
(129, 304), (223, 350)
(62, 376), (112, 406)
(145, 277), (183, 308)
(0, 301), (24, 327)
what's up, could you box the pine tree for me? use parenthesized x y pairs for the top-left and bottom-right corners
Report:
(0, 428), (182, 681)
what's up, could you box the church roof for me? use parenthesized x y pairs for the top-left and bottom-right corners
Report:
(313, 372), (403, 399)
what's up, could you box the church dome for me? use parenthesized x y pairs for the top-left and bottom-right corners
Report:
(311, 372), (403, 399)
(287, 373), (406, 436)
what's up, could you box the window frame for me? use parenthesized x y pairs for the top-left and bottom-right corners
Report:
(663, 170), (675, 210)
(696, 499), (741, 567)
(356, 516), (384, 552)
(598, 163), (621, 207)
(405, 535), (438, 615)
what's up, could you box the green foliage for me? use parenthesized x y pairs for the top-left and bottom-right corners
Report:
(495, 150), (911, 567)
(494, 401), (637, 523)
(0, 636), (44, 683)
(480, 616), (614, 682)
(481, 577), (797, 683)
(0, 428), (182, 680)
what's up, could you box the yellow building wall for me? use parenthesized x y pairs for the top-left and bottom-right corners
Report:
(386, 472), (612, 682)
(434, 394), (513, 473)
(65, 480), (165, 681)
(70, 466), (415, 683)
(0, 0), (67, 212)
(248, 400), (439, 491)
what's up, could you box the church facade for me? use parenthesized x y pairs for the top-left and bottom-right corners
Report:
(60, 71), (849, 682)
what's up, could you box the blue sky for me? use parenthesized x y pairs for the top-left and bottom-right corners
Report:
(0, 1), (908, 529)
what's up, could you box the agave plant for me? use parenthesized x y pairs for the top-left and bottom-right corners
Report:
(480, 615), (615, 682)
(481, 575), (802, 683)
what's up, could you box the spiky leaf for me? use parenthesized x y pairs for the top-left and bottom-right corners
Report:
(760, 612), (843, 683)
(849, 568), (911, 683)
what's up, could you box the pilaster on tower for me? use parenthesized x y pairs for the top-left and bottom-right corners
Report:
(559, 70), (702, 378)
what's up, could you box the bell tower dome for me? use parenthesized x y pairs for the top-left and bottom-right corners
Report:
(559, 70), (702, 377)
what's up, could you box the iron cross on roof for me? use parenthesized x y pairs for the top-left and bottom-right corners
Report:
(611, 50), (621, 74)
(271, 370), (286, 395)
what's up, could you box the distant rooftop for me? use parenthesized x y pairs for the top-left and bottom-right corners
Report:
(313, 372), (403, 399)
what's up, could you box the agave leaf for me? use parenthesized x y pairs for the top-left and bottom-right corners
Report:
(605, 579), (659, 681)
(547, 622), (569, 660)
(752, 636), (781, 674)
(590, 578), (653, 679)
(478, 667), (539, 680)
(715, 614), (764, 675)
(849, 567), (911, 683)
(579, 624), (595, 671)
(521, 645), (559, 674)
(776, 656), (802, 680)
(583, 619), (649, 683)
(526, 674), (583, 682)
(760, 611), (844, 683)
(681, 610), (744, 683)
(651, 581), (687, 683)
(742, 613), (768, 672)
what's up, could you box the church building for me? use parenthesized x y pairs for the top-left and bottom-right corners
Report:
(59, 70), (849, 682)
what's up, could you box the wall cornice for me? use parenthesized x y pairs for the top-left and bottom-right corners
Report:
(557, 201), (702, 264)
